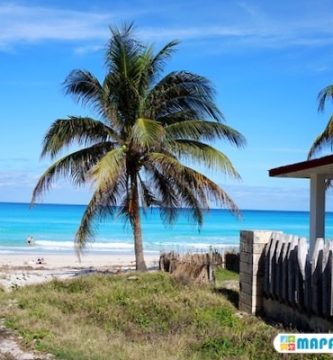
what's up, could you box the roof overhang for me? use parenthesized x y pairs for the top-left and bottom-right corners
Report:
(269, 154), (333, 179)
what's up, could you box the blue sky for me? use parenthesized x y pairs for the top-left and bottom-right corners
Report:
(2, 0), (333, 210)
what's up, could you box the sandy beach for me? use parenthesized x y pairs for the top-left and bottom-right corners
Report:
(0, 253), (160, 291)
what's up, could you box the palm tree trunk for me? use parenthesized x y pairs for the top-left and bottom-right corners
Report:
(133, 207), (147, 271)
(130, 175), (147, 272)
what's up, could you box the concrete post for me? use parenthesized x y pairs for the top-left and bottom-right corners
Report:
(310, 174), (326, 256)
(239, 230), (272, 314)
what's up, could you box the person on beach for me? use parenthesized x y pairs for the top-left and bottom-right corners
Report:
(36, 257), (45, 265)
(26, 235), (34, 246)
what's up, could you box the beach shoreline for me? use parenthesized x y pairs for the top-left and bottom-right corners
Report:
(0, 253), (159, 269)
(0, 253), (160, 291)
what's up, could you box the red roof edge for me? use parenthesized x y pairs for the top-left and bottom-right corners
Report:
(269, 154), (333, 177)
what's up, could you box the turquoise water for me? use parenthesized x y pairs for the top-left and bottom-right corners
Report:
(1, 202), (333, 254)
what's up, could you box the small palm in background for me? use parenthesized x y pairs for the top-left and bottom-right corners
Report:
(32, 24), (245, 271)
(309, 85), (333, 158)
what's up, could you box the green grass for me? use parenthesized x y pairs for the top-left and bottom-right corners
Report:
(214, 268), (239, 282)
(0, 272), (329, 360)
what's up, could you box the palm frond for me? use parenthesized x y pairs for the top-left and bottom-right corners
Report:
(135, 47), (154, 92)
(41, 117), (116, 159)
(104, 25), (146, 126)
(156, 109), (198, 124)
(166, 170), (205, 226)
(166, 120), (246, 146)
(90, 147), (126, 191)
(138, 173), (159, 209)
(75, 190), (113, 250)
(106, 23), (141, 76)
(75, 176), (125, 250)
(64, 70), (103, 108)
(146, 156), (225, 227)
(175, 187), (204, 227)
(99, 73), (123, 130)
(75, 148), (127, 250)
(318, 85), (333, 112)
(144, 164), (180, 223)
(130, 117), (165, 149)
(147, 71), (223, 122)
(32, 142), (114, 203)
(169, 139), (240, 177)
(64, 70), (119, 129)
(64, 70), (122, 130)
(149, 40), (179, 80)
(308, 114), (333, 158)
(146, 152), (239, 214)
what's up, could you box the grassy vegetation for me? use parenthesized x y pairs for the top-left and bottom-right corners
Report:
(0, 271), (330, 360)
(215, 267), (239, 282)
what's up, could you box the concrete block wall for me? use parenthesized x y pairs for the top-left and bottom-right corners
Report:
(239, 230), (272, 314)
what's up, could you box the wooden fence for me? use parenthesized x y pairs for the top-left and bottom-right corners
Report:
(159, 251), (223, 283)
(263, 233), (333, 317)
(159, 249), (240, 283)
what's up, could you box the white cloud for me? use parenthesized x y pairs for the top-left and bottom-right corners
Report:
(73, 44), (104, 55)
(223, 183), (310, 211)
(138, 22), (333, 50)
(0, 3), (111, 48)
(1, 2), (333, 52)
(0, 171), (38, 187)
(138, 1), (333, 50)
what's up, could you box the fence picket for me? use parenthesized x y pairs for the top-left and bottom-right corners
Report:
(275, 236), (284, 300)
(264, 235), (273, 296)
(296, 237), (307, 310)
(262, 232), (333, 319)
(281, 235), (291, 302)
(287, 236), (298, 306)
(268, 234), (279, 297)
(322, 242), (333, 317)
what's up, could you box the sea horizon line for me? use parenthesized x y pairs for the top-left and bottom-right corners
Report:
(0, 201), (324, 214)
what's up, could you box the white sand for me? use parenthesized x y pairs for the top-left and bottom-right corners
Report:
(0, 253), (160, 291)
(0, 253), (159, 269)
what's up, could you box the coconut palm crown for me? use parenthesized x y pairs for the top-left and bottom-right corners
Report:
(309, 85), (333, 158)
(32, 24), (246, 271)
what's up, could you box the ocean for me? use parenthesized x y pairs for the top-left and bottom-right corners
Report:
(1, 202), (332, 255)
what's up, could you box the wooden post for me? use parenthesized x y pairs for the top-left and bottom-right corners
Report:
(310, 174), (326, 256)
(207, 246), (214, 283)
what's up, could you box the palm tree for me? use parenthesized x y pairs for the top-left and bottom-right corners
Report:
(309, 85), (333, 158)
(32, 24), (245, 271)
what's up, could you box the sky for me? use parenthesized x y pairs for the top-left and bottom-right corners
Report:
(2, 0), (333, 210)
